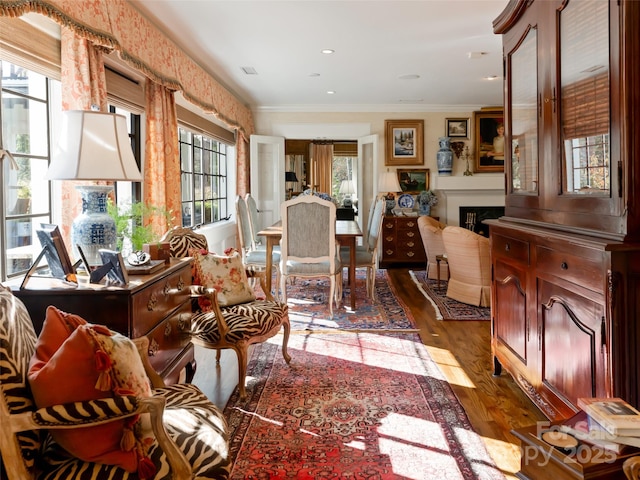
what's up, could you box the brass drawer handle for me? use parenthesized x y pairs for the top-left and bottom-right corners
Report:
(163, 282), (171, 295)
(148, 338), (159, 357)
(164, 322), (172, 337)
(147, 293), (157, 311)
(407, 242), (415, 247)
(406, 232), (415, 238)
(177, 276), (185, 291)
(407, 221), (416, 227)
(385, 249), (394, 255)
(407, 252), (415, 257)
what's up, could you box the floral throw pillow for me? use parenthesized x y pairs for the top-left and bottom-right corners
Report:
(189, 248), (255, 308)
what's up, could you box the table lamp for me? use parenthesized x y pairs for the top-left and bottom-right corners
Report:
(46, 110), (143, 266)
(339, 179), (355, 207)
(378, 170), (401, 216)
(285, 171), (298, 199)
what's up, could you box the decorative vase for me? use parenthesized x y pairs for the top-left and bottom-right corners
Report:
(437, 137), (454, 176)
(419, 204), (431, 216)
(72, 185), (117, 266)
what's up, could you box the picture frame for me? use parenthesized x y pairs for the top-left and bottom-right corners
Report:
(385, 119), (424, 166)
(445, 118), (469, 138)
(21, 224), (76, 289)
(473, 109), (505, 173)
(99, 249), (129, 285)
(397, 168), (430, 194)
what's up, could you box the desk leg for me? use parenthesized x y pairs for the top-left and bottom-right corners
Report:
(265, 237), (274, 295)
(347, 237), (356, 310)
(436, 258), (441, 289)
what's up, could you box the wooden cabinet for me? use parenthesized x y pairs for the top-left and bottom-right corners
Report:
(380, 216), (426, 268)
(10, 258), (196, 385)
(490, 0), (640, 420)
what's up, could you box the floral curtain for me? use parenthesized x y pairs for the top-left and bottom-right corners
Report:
(144, 79), (180, 236)
(58, 27), (109, 246)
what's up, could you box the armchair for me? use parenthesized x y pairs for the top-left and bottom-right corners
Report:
(441, 226), (491, 307)
(417, 215), (449, 280)
(0, 284), (230, 480)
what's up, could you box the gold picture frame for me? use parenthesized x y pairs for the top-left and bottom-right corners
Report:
(397, 168), (430, 194)
(473, 109), (505, 173)
(385, 119), (424, 166)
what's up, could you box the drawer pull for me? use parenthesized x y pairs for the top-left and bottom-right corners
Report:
(163, 282), (171, 295)
(407, 221), (416, 227)
(407, 252), (415, 257)
(148, 338), (159, 357)
(178, 315), (189, 331)
(505, 243), (510, 252)
(561, 262), (568, 270)
(385, 249), (394, 255)
(164, 322), (172, 337)
(177, 276), (185, 291)
(406, 232), (415, 238)
(385, 236), (394, 242)
(147, 294), (157, 311)
(407, 242), (415, 247)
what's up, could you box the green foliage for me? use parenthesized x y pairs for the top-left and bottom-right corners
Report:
(107, 200), (173, 252)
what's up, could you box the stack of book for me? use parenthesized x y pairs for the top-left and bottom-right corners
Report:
(558, 397), (640, 454)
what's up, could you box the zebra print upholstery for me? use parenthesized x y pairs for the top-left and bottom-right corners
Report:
(0, 285), (231, 480)
(160, 227), (208, 258)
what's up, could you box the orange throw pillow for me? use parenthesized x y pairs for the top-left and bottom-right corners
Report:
(28, 307), (153, 474)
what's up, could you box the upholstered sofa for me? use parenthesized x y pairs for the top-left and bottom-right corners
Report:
(441, 226), (491, 307)
(417, 216), (449, 281)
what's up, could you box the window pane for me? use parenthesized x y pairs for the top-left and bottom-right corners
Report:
(1, 61), (47, 99)
(2, 94), (49, 157)
(5, 215), (49, 276)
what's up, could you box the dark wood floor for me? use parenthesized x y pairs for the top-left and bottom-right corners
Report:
(192, 268), (546, 479)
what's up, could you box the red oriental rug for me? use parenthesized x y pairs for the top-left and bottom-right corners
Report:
(223, 272), (505, 479)
(409, 270), (491, 321)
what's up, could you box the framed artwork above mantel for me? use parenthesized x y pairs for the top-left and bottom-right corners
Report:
(385, 119), (424, 166)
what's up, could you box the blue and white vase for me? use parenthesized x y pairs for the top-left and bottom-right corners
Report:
(72, 185), (117, 266)
(437, 137), (454, 176)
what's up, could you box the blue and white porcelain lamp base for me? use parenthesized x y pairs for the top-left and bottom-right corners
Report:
(71, 185), (116, 266)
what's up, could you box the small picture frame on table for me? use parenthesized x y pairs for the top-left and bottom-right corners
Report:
(99, 249), (129, 285)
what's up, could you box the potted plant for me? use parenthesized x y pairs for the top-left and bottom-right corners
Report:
(107, 200), (173, 255)
(417, 190), (438, 216)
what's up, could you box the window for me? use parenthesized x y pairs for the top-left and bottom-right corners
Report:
(1, 60), (61, 281)
(109, 105), (142, 205)
(179, 127), (230, 227)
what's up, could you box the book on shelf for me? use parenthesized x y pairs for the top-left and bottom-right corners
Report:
(558, 410), (633, 454)
(578, 397), (640, 436)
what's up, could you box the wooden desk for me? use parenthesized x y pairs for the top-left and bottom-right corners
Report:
(7, 258), (195, 385)
(259, 220), (363, 310)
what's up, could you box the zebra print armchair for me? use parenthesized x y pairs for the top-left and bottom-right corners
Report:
(0, 285), (231, 480)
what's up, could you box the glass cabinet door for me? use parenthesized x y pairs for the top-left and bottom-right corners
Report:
(559, 0), (610, 196)
(509, 27), (539, 195)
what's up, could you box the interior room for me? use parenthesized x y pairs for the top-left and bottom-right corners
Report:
(1, 1), (639, 480)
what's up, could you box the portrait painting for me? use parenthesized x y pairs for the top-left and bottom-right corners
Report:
(474, 109), (505, 173)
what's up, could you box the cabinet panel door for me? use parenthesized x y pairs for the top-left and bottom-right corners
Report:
(539, 280), (607, 406)
(494, 261), (529, 365)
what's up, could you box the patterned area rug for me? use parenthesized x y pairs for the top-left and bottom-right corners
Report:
(223, 272), (505, 479)
(409, 270), (491, 321)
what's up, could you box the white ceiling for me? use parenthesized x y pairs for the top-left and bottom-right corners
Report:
(130, 0), (508, 112)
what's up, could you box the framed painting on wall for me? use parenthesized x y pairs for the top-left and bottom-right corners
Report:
(445, 118), (469, 138)
(385, 119), (424, 166)
(473, 109), (505, 173)
(397, 168), (430, 194)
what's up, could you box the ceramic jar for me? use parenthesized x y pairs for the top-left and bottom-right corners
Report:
(437, 137), (454, 176)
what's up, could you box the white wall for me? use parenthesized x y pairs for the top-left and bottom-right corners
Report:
(252, 110), (506, 226)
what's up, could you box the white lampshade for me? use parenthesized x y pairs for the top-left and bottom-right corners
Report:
(47, 110), (142, 181)
(339, 179), (355, 195)
(378, 171), (401, 193)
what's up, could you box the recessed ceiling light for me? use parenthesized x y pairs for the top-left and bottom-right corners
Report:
(327, 90), (336, 95)
(484, 75), (499, 80)
(240, 66), (258, 75)
(309, 73), (320, 77)
(321, 49), (335, 54)
(468, 52), (488, 59)
(399, 74), (420, 80)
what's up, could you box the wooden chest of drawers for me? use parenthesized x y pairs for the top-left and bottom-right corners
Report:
(380, 216), (426, 268)
(10, 258), (196, 385)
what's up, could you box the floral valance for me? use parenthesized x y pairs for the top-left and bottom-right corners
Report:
(0, 0), (255, 141)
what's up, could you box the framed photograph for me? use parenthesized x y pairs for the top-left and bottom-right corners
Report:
(397, 168), (430, 194)
(35, 224), (74, 279)
(473, 109), (505, 173)
(445, 118), (469, 138)
(385, 119), (424, 166)
(99, 249), (129, 285)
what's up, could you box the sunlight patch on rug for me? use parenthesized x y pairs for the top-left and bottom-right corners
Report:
(224, 333), (505, 480)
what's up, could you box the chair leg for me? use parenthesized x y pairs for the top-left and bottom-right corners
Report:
(281, 315), (291, 364)
(280, 274), (288, 304)
(233, 342), (249, 399)
(329, 277), (335, 318)
(215, 348), (221, 364)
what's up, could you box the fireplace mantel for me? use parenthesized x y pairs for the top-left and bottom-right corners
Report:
(433, 174), (505, 226)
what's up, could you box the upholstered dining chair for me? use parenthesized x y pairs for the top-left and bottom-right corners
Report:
(441, 225), (491, 307)
(339, 197), (385, 300)
(0, 284), (230, 480)
(236, 195), (280, 297)
(279, 195), (342, 317)
(417, 215), (449, 280)
(160, 226), (290, 400)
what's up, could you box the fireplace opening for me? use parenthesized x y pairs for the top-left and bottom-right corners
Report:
(459, 206), (505, 237)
